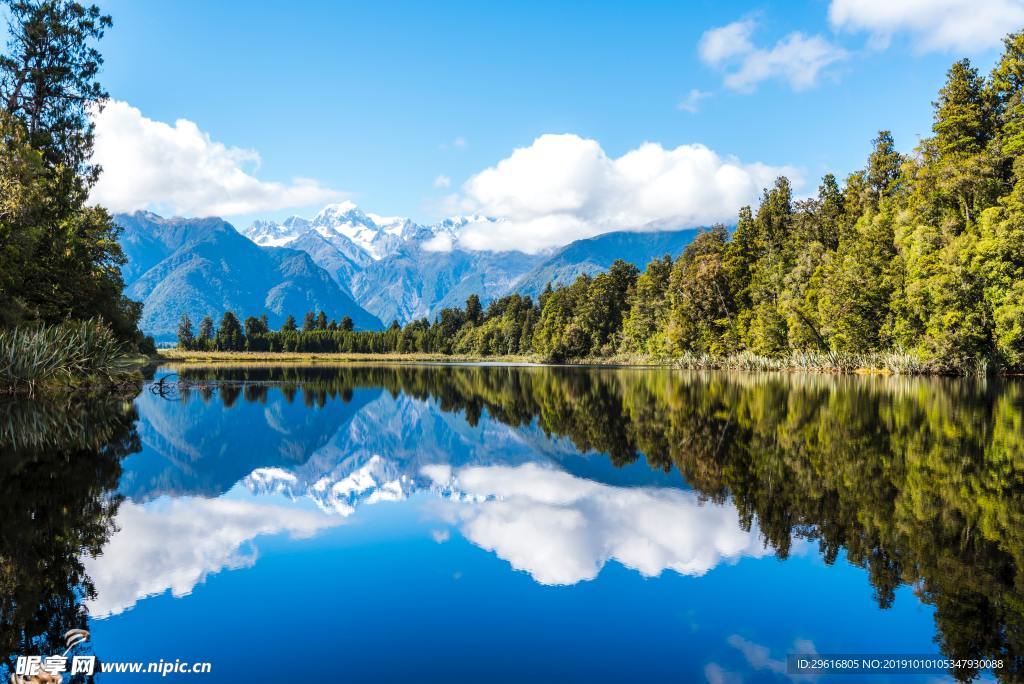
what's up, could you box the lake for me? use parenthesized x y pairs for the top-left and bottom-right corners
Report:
(1, 365), (1021, 682)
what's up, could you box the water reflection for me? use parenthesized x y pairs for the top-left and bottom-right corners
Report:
(84, 496), (338, 618)
(2, 365), (1023, 681)
(0, 395), (138, 678)
(422, 463), (770, 585)
(156, 365), (1024, 681)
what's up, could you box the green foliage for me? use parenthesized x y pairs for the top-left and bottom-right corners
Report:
(215, 311), (244, 351)
(177, 313), (194, 348)
(0, 319), (133, 392)
(0, 1), (145, 349)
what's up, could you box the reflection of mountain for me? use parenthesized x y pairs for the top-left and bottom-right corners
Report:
(122, 384), (376, 501)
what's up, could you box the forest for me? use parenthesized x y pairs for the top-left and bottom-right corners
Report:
(187, 33), (1024, 373)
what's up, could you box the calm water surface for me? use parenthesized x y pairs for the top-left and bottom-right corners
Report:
(2, 365), (1021, 682)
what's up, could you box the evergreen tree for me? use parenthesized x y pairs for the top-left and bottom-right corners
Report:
(215, 311), (244, 351)
(934, 59), (992, 159)
(177, 313), (194, 349)
(992, 31), (1024, 173)
(302, 311), (315, 332)
(866, 130), (904, 203)
(281, 315), (297, 332)
(465, 294), (483, 325)
(198, 315), (214, 343)
(316, 310), (328, 330)
(244, 315), (267, 338)
(340, 315), (354, 331)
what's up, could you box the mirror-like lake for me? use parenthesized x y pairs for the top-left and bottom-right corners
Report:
(2, 365), (1022, 682)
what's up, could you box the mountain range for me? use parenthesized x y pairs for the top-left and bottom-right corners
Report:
(115, 202), (700, 342)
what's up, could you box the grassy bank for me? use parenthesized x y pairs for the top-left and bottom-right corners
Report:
(157, 349), (539, 365)
(1, 321), (147, 394)
(156, 348), (984, 375)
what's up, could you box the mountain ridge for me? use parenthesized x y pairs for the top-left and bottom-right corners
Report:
(116, 204), (703, 339)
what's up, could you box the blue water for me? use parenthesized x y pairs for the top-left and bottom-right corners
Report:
(67, 365), (974, 682)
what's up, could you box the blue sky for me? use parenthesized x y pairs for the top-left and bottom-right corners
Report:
(84, 0), (1021, 248)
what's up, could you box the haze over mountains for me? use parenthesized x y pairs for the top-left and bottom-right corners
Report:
(115, 202), (700, 342)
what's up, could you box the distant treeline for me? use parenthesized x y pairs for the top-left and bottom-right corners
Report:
(183, 34), (1024, 372)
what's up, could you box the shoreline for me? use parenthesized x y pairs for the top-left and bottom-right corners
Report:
(155, 349), (995, 376)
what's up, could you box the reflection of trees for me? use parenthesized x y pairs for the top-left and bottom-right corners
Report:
(173, 364), (1024, 681)
(0, 395), (139, 678)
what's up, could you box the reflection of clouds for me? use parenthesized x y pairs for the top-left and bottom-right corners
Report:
(704, 663), (741, 684)
(727, 634), (786, 674)
(423, 463), (769, 585)
(710, 635), (819, 683)
(85, 497), (339, 617)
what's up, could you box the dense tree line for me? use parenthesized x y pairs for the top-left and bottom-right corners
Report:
(0, 0), (149, 350)
(185, 32), (1024, 373)
(177, 292), (542, 355)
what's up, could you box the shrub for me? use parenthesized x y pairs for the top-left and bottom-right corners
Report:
(0, 320), (133, 393)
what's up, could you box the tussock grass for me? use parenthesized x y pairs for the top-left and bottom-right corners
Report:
(0, 320), (136, 393)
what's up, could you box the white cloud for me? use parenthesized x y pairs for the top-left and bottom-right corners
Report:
(698, 19), (756, 64)
(439, 136), (468, 151)
(445, 133), (796, 253)
(84, 495), (339, 617)
(434, 174), (452, 188)
(699, 20), (847, 92)
(829, 0), (1024, 52)
(421, 231), (456, 252)
(677, 88), (712, 113)
(424, 463), (770, 585)
(90, 100), (345, 217)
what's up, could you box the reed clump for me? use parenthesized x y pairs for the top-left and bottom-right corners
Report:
(669, 350), (986, 376)
(0, 320), (135, 393)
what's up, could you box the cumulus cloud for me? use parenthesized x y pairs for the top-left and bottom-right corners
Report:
(829, 0), (1024, 52)
(423, 462), (770, 585)
(84, 496), (339, 617)
(446, 133), (795, 253)
(90, 100), (344, 217)
(699, 19), (847, 92)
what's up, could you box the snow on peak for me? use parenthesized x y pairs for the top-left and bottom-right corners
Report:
(241, 203), (495, 260)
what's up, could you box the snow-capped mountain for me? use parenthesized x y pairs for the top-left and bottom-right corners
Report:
(243, 201), (444, 261)
(232, 201), (700, 326)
